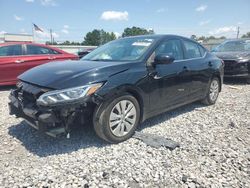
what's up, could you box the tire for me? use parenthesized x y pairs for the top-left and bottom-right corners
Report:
(93, 93), (140, 143)
(201, 77), (220, 105)
(246, 77), (250, 84)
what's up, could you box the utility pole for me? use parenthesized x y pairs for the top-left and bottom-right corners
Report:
(50, 29), (53, 44)
(236, 26), (240, 39)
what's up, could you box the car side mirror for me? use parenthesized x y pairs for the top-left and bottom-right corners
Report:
(153, 54), (175, 65)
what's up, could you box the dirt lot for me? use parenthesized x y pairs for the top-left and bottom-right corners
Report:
(0, 81), (249, 188)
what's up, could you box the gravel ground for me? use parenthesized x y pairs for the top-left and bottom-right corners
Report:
(0, 81), (249, 188)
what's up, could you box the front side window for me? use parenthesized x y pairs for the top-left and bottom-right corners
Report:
(26, 45), (55, 55)
(83, 37), (155, 61)
(183, 40), (201, 59)
(147, 39), (184, 64)
(0, 45), (22, 56)
(155, 39), (184, 60)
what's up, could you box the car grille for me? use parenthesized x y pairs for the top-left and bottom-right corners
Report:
(223, 60), (237, 72)
(17, 82), (48, 106)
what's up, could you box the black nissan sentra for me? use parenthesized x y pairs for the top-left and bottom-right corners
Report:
(9, 35), (224, 143)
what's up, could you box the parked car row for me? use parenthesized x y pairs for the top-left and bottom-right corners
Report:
(2, 35), (249, 143)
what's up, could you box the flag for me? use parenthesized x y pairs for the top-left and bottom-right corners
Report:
(33, 23), (43, 32)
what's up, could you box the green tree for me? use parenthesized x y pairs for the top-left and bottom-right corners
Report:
(122, 26), (155, 37)
(190, 35), (197, 41)
(241, 32), (250, 38)
(219, 36), (226, 40)
(83, 29), (116, 46)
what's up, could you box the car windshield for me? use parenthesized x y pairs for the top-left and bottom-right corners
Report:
(82, 37), (155, 61)
(213, 40), (250, 52)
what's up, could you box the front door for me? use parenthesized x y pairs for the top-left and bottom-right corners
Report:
(147, 39), (192, 113)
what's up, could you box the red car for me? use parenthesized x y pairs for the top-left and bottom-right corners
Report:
(0, 42), (79, 86)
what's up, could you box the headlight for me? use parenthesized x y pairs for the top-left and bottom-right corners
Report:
(37, 83), (103, 106)
(238, 59), (249, 63)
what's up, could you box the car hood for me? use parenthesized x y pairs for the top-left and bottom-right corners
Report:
(19, 60), (134, 89)
(213, 51), (250, 60)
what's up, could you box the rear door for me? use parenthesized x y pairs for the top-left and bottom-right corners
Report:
(0, 44), (24, 84)
(21, 44), (57, 70)
(182, 39), (210, 99)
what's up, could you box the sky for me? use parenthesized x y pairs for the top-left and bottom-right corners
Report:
(0, 0), (250, 43)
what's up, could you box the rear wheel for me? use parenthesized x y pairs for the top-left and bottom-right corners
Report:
(202, 77), (220, 105)
(93, 94), (140, 143)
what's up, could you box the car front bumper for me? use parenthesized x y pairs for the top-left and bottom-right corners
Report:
(8, 86), (95, 137)
(8, 90), (64, 136)
(224, 60), (249, 78)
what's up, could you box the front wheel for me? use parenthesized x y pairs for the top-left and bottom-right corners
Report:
(93, 94), (140, 143)
(201, 77), (220, 105)
(246, 77), (250, 84)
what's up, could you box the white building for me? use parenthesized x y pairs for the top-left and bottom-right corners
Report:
(0, 33), (34, 43)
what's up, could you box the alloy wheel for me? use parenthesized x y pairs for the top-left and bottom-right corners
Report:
(209, 79), (219, 102)
(109, 100), (137, 137)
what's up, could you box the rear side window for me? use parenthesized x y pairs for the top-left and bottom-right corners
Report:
(198, 45), (206, 56)
(0, 45), (22, 56)
(183, 40), (201, 59)
(26, 45), (60, 55)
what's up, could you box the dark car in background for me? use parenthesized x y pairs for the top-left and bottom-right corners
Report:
(77, 48), (95, 59)
(9, 35), (224, 143)
(212, 39), (250, 83)
(0, 42), (79, 86)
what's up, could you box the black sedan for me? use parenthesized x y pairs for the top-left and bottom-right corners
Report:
(9, 35), (224, 143)
(212, 39), (250, 83)
(77, 48), (95, 59)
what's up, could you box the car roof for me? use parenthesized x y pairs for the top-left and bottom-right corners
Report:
(122, 34), (188, 39)
(0, 42), (73, 54)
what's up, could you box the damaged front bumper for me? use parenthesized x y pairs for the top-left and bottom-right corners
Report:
(8, 85), (95, 138)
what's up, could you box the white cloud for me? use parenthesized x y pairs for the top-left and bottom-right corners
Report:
(25, 0), (34, 2)
(209, 26), (237, 36)
(52, 32), (59, 38)
(114, 32), (121, 38)
(35, 29), (59, 39)
(0, 31), (7, 35)
(61, 25), (69, 34)
(156, 8), (166, 13)
(63, 25), (69, 29)
(14, 14), (23, 21)
(20, 28), (28, 34)
(199, 19), (211, 26)
(195, 5), (207, 12)
(41, 0), (57, 6)
(101, 11), (128, 21)
(61, 29), (69, 34)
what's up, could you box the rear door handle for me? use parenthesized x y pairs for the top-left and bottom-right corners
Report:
(208, 61), (213, 67)
(15, 60), (25, 63)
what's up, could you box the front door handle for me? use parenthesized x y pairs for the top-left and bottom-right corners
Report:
(149, 71), (162, 80)
(183, 66), (189, 72)
(208, 61), (213, 67)
(48, 56), (56, 60)
(15, 60), (25, 63)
